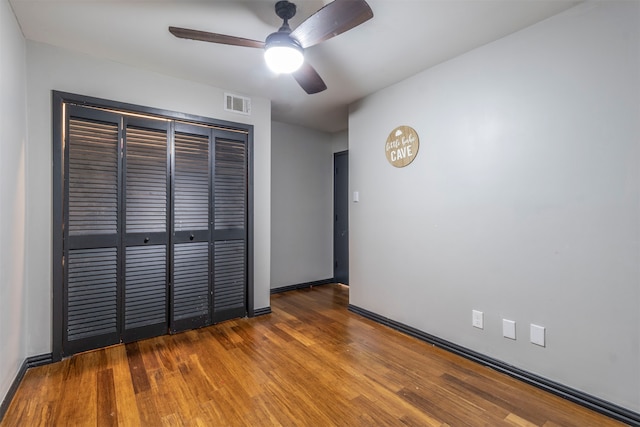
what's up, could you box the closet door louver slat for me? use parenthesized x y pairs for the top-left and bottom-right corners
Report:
(213, 240), (245, 313)
(125, 245), (167, 329)
(174, 131), (210, 231)
(173, 242), (209, 320)
(214, 138), (247, 230)
(126, 126), (168, 234)
(67, 248), (118, 341)
(68, 118), (119, 237)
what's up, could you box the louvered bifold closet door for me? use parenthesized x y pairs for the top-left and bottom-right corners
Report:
(63, 106), (122, 355)
(122, 117), (170, 342)
(171, 124), (212, 332)
(212, 130), (248, 323)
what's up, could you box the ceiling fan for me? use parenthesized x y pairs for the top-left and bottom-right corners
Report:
(169, 0), (373, 94)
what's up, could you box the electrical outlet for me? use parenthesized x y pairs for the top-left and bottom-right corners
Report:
(503, 319), (516, 340)
(472, 310), (484, 329)
(530, 324), (545, 347)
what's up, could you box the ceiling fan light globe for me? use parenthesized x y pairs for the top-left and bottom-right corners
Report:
(265, 46), (304, 73)
(264, 32), (304, 74)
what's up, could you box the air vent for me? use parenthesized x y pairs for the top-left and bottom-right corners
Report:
(224, 93), (251, 115)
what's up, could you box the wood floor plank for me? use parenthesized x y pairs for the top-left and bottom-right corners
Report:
(506, 413), (540, 427)
(96, 368), (118, 427)
(125, 342), (151, 394)
(0, 284), (628, 426)
(133, 392), (163, 427)
(106, 344), (142, 427)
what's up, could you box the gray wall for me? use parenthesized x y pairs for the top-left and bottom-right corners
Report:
(24, 41), (272, 357)
(349, 1), (639, 411)
(271, 121), (334, 288)
(0, 0), (28, 405)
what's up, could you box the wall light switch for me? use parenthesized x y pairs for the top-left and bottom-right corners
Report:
(503, 319), (516, 340)
(530, 324), (546, 347)
(472, 310), (484, 329)
(353, 191), (359, 203)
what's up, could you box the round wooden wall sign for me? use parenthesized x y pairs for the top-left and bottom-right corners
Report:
(385, 125), (419, 168)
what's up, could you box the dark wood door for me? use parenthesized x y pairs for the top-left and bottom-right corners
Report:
(63, 111), (172, 352)
(170, 126), (249, 329)
(333, 151), (349, 285)
(121, 117), (170, 342)
(63, 106), (122, 355)
(212, 130), (248, 322)
(171, 123), (212, 332)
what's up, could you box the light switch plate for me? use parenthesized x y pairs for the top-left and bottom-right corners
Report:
(353, 191), (359, 203)
(472, 310), (484, 329)
(530, 324), (545, 347)
(503, 319), (516, 340)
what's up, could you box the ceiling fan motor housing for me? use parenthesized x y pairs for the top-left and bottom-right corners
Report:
(275, 1), (297, 22)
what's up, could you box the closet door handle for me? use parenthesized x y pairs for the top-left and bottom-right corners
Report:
(190, 234), (195, 241)
(144, 237), (150, 244)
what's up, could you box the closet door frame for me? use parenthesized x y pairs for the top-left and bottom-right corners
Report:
(52, 91), (255, 361)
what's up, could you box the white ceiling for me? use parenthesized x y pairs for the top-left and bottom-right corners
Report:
(10, 0), (579, 133)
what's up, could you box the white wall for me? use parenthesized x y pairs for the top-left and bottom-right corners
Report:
(24, 41), (271, 357)
(332, 130), (348, 153)
(271, 121), (334, 288)
(349, 1), (639, 411)
(0, 0), (28, 407)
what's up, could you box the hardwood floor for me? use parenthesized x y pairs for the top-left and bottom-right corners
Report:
(1, 284), (626, 426)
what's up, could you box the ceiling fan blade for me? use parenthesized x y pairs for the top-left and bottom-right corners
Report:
(169, 26), (265, 49)
(290, 0), (373, 49)
(292, 62), (327, 94)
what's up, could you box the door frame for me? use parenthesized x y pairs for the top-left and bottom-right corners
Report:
(52, 91), (254, 360)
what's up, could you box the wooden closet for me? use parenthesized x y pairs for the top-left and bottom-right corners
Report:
(53, 93), (252, 357)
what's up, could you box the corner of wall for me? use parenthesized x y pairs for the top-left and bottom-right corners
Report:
(0, 0), (29, 410)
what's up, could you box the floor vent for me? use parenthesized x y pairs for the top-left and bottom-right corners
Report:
(224, 93), (251, 115)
